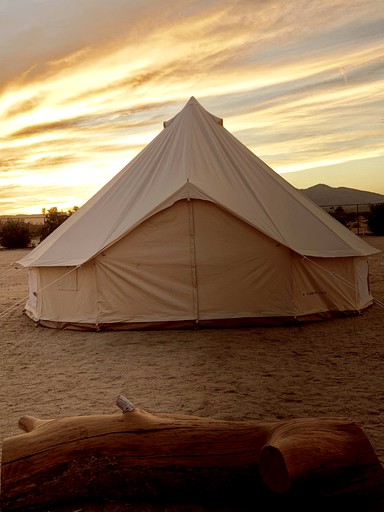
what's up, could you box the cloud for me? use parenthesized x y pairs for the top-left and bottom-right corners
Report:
(0, 0), (383, 214)
(8, 119), (88, 139)
(0, 0), (152, 87)
(3, 94), (45, 118)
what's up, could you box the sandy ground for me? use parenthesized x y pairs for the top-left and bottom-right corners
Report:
(1, 236), (384, 511)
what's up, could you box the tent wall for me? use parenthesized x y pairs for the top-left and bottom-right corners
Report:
(93, 199), (294, 325)
(25, 199), (373, 330)
(25, 263), (98, 325)
(190, 200), (294, 320)
(291, 254), (371, 317)
(94, 199), (196, 324)
(355, 258), (372, 308)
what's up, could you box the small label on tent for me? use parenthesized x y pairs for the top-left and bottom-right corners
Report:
(302, 290), (327, 297)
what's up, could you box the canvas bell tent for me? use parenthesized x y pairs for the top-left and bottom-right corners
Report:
(18, 97), (379, 330)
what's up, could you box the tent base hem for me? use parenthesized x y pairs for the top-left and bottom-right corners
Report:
(27, 308), (368, 331)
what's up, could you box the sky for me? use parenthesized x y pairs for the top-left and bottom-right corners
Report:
(0, 0), (383, 215)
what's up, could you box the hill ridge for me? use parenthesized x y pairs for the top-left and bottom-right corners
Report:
(299, 184), (384, 206)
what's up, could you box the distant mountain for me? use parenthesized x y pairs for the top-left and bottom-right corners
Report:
(299, 184), (384, 207)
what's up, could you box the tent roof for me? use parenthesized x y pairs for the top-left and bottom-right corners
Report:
(19, 97), (379, 268)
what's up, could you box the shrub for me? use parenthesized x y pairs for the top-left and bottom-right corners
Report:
(328, 206), (349, 227)
(367, 203), (384, 235)
(40, 206), (79, 242)
(0, 219), (33, 249)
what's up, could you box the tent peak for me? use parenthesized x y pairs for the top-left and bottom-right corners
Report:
(163, 96), (222, 128)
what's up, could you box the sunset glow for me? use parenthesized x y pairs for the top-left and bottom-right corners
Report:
(1, 0), (383, 214)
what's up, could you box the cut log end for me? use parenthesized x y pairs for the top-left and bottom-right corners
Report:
(259, 445), (290, 493)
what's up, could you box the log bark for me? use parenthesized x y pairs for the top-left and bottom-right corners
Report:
(1, 405), (384, 510)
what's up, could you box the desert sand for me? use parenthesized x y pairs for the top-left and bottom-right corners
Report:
(0, 236), (384, 510)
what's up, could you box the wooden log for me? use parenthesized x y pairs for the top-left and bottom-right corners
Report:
(1, 399), (384, 510)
